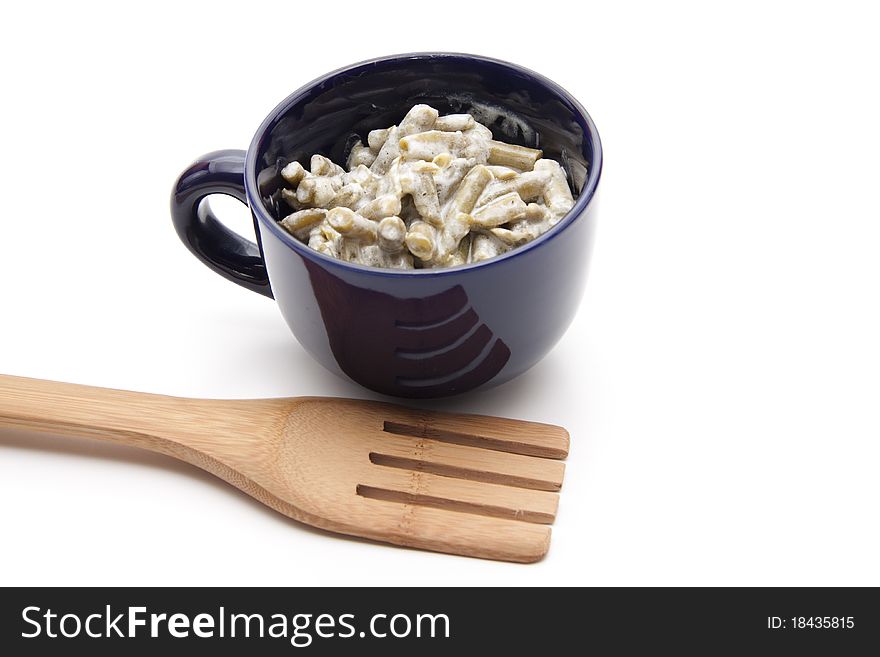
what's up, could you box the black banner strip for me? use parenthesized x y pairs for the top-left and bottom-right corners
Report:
(1, 587), (876, 655)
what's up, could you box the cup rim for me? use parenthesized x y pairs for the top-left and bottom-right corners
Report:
(244, 52), (603, 278)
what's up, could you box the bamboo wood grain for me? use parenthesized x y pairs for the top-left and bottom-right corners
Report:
(0, 374), (569, 563)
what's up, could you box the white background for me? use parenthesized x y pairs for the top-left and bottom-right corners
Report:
(1, 1), (878, 586)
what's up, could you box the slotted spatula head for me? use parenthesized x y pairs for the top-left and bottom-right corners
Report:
(238, 398), (569, 563)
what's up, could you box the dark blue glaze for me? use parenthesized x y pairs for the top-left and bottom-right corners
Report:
(171, 53), (602, 397)
(171, 150), (272, 297)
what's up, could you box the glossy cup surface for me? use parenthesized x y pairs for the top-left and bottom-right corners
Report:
(179, 53), (602, 397)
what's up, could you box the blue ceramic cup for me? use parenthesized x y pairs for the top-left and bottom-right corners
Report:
(171, 53), (602, 398)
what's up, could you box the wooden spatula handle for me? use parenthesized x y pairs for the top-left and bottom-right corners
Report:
(0, 374), (308, 525)
(0, 374), (215, 461)
(0, 375), (280, 459)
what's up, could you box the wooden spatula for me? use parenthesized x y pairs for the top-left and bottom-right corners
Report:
(0, 375), (568, 562)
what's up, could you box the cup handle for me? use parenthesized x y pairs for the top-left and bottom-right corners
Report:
(170, 149), (273, 298)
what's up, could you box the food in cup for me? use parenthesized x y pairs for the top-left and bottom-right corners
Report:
(276, 104), (576, 269)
